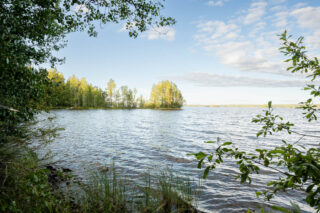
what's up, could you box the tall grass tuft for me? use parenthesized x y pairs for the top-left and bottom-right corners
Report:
(79, 167), (130, 213)
(76, 167), (201, 213)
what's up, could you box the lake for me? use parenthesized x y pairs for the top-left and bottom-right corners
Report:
(33, 107), (318, 212)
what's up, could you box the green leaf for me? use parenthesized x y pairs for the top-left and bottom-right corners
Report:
(194, 152), (208, 161)
(256, 191), (261, 197)
(269, 150), (285, 155)
(271, 205), (291, 213)
(203, 167), (210, 179)
(306, 184), (315, 193)
(222, 142), (232, 146)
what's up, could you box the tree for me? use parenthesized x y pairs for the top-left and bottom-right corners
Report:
(191, 31), (320, 211)
(120, 86), (129, 108)
(66, 75), (80, 107)
(47, 68), (69, 107)
(107, 79), (116, 107)
(149, 80), (184, 108)
(138, 95), (146, 108)
(0, 0), (175, 139)
(114, 90), (121, 108)
(79, 78), (89, 107)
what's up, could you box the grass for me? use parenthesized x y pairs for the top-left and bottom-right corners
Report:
(0, 143), (71, 213)
(77, 167), (200, 213)
(0, 141), (201, 213)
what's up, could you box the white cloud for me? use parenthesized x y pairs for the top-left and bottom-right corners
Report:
(194, 2), (320, 77)
(248, 22), (266, 37)
(272, 11), (289, 28)
(145, 26), (176, 41)
(75, 4), (89, 13)
(269, 0), (286, 4)
(291, 6), (320, 51)
(244, 1), (268, 25)
(194, 20), (286, 75)
(291, 6), (320, 30)
(207, 0), (227, 7)
(194, 20), (240, 48)
(305, 30), (320, 50)
(174, 72), (308, 87)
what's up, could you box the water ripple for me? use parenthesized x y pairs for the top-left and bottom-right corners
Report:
(32, 107), (317, 213)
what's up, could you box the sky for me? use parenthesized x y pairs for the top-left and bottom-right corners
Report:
(53, 0), (320, 105)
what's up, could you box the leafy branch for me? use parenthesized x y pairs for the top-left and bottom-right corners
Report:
(190, 31), (320, 211)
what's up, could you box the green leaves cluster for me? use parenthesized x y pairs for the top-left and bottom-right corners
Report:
(149, 80), (185, 109)
(0, 146), (70, 212)
(252, 101), (294, 137)
(191, 31), (320, 211)
(46, 69), (184, 109)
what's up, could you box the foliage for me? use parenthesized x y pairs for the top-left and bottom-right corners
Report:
(0, 0), (175, 140)
(0, 67), (50, 141)
(190, 31), (320, 211)
(46, 70), (184, 109)
(0, 144), (70, 212)
(149, 80), (184, 108)
(78, 168), (200, 213)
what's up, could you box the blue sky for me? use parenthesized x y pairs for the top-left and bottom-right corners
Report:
(53, 0), (320, 105)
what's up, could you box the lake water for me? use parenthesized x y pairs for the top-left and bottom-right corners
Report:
(33, 107), (318, 212)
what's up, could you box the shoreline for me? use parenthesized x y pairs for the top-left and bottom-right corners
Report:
(184, 104), (318, 109)
(49, 106), (183, 110)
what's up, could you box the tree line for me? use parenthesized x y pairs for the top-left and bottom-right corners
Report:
(47, 69), (184, 109)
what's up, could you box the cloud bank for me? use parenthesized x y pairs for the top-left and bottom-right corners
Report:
(173, 72), (309, 87)
(195, 2), (320, 76)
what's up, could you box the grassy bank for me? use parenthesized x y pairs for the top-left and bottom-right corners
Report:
(0, 142), (200, 213)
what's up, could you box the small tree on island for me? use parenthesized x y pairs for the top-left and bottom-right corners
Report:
(191, 31), (320, 211)
(149, 80), (184, 109)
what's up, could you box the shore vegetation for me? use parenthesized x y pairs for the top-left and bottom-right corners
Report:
(47, 69), (184, 110)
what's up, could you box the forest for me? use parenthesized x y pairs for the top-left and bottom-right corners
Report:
(47, 69), (184, 109)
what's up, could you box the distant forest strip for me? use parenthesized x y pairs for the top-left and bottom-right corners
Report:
(47, 69), (184, 109)
(185, 104), (320, 108)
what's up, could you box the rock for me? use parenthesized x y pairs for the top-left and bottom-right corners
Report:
(62, 167), (72, 172)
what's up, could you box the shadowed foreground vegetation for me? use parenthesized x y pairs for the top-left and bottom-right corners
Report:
(0, 142), (200, 213)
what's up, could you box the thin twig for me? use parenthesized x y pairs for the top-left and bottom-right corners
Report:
(293, 135), (305, 145)
(291, 130), (320, 138)
(0, 104), (19, 112)
(250, 159), (290, 176)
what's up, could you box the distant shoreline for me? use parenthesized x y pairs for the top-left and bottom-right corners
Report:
(184, 104), (319, 108)
(49, 104), (319, 110)
(49, 106), (183, 110)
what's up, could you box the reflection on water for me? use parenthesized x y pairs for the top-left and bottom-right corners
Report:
(33, 107), (317, 212)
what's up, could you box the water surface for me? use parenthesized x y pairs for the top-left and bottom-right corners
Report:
(33, 107), (318, 212)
